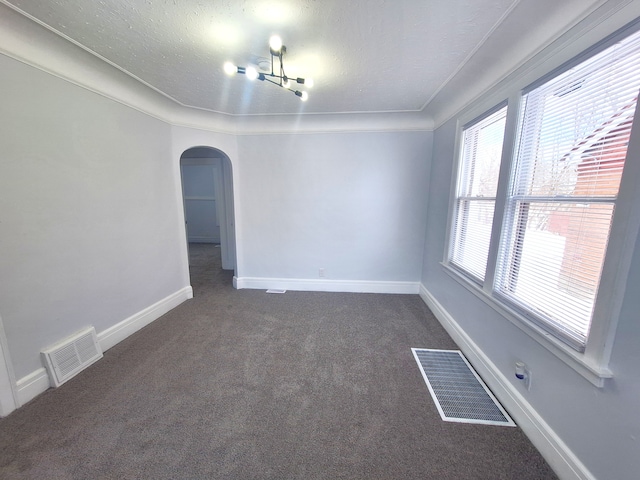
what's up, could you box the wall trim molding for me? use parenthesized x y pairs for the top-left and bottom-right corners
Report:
(14, 286), (193, 408)
(97, 286), (193, 352)
(0, 2), (433, 135)
(0, 314), (19, 416)
(235, 276), (420, 294)
(418, 284), (595, 480)
(16, 368), (49, 407)
(429, 0), (638, 129)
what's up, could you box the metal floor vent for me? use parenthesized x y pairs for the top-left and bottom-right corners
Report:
(411, 348), (515, 426)
(42, 327), (103, 387)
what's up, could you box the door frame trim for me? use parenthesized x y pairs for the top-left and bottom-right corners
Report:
(0, 314), (19, 416)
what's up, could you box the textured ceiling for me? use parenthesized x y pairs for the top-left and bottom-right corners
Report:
(2, 0), (603, 116)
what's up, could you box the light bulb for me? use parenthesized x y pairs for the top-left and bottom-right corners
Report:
(300, 91), (309, 101)
(269, 35), (283, 53)
(223, 62), (237, 75)
(246, 66), (258, 80)
(283, 78), (291, 89)
(305, 78), (314, 88)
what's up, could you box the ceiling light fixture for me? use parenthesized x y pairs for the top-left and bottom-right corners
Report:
(224, 35), (313, 101)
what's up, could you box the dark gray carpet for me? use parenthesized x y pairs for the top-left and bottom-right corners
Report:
(0, 243), (557, 479)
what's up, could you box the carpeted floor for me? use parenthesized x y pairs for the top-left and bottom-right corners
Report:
(0, 243), (557, 479)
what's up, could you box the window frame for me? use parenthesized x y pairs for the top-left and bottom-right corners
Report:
(442, 21), (640, 387)
(448, 102), (508, 285)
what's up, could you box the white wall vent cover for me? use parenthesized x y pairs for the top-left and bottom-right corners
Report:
(41, 326), (103, 387)
(411, 348), (515, 426)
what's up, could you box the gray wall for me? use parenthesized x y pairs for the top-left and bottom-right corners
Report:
(421, 116), (640, 480)
(0, 54), (188, 379)
(236, 131), (432, 282)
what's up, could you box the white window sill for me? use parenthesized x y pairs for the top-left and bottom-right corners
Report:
(440, 262), (613, 387)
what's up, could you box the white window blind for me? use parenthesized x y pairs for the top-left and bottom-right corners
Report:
(495, 30), (640, 351)
(450, 107), (507, 281)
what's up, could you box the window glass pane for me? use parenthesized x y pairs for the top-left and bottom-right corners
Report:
(450, 107), (507, 281)
(461, 112), (506, 197)
(514, 34), (640, 199)
(452, 199), (496, 279)
(497, 202), (614, 345)
(496, 28), (640, 350)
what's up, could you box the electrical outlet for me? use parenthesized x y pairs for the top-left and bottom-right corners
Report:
(319, 268), (325, 278)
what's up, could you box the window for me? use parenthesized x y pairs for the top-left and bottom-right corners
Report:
(496, 30), (640, 351)
(449, 106), (507, 281)
(447, 27), (640, 355)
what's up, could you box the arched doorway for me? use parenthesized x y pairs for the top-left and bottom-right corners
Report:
(180, 147), (236, 282)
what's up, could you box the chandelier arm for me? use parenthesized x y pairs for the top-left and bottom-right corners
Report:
(263, 76), (299, 96)
(261, 72), (285, 82)
(262, 77), (282, 87)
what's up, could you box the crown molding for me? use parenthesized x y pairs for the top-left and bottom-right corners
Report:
(428, 0), (638, 129)
(0, 1), (433, 135)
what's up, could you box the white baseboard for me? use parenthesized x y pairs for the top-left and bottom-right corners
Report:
(97, 286), (193, 352)
(15, 286), (193, 408)
(16, 367), (50, 407)
(418, 284), (595, 480)
(234, 276), (420, 294)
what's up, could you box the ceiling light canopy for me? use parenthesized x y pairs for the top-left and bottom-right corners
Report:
(224, 36), (313, 101)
